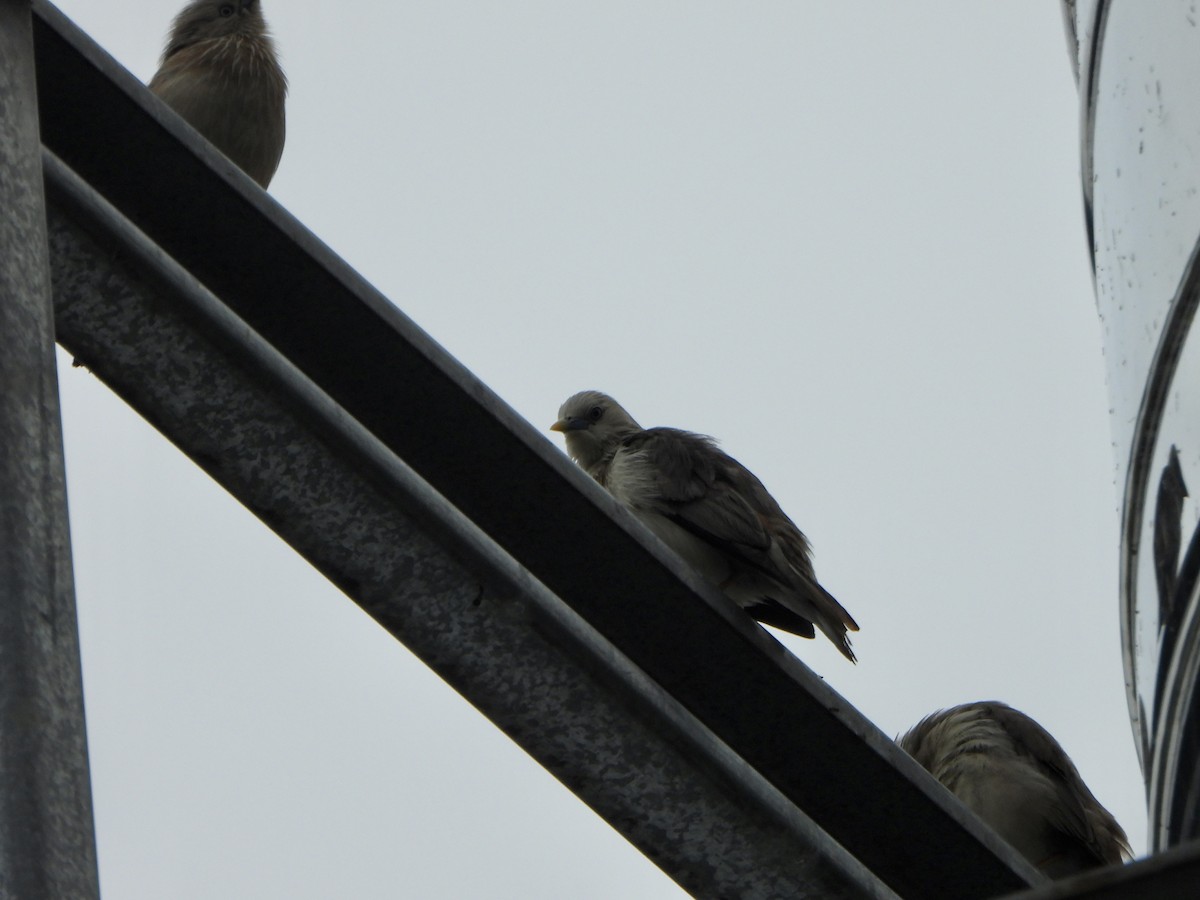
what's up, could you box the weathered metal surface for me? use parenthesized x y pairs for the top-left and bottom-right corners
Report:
(30, 5), (1044, 895)
(0, 2), (99, 896)
(44, 150), (899, 900)
(998, 838), (1200, 900)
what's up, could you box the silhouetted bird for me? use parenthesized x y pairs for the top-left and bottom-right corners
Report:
(551, 390), (858, 660)
(898, 701), (1131, 878)
(1154, 445), (1188, 624)
(150, 0), (287, 188)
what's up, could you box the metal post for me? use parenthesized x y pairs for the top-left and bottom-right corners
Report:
(0, 2), (100, 896)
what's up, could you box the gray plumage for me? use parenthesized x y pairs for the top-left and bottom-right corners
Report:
(551, 390), (858, 661)
(898, 702), (1131, 878)
(150, 0), (287, 188)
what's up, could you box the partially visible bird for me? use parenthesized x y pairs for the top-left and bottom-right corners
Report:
(897, 701), (1131, 878)
(550, 390), (858, 661)
(150, 0), (287, 188)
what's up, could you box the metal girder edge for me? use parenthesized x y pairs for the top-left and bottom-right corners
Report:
(43, 149), (895, 900)
(29, 4), (1043, 894)
(998, 840), (1200, 900)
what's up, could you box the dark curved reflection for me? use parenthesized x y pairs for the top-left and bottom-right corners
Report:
(1065, 0), (1200, 850)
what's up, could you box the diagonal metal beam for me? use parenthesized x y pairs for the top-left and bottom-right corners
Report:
(32, 2), (1041, 896)
(45, 150), (890, 900)
(999, 840), (1200, 900)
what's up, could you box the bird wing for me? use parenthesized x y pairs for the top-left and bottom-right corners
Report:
(612, 428), (856, 657)
(618, 428), (775, 560)
(988, 704), (1129, 864)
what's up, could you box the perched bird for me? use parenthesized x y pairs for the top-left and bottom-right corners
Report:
(150, 0), (287, 188)
(898, 702), (1131, 878)
(550, 390), (858, 660)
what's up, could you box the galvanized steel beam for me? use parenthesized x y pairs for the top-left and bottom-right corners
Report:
(32, 2), (1042, 896)
(44, 151), (891, 900)
(1000, 839), (1200, 900)
(0, 2), (99, 897)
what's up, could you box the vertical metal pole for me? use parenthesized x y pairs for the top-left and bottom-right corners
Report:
(0, 1), (100, 896)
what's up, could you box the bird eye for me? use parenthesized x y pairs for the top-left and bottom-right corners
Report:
(588, 406), (604, 421)
(218, 3), (236, 16)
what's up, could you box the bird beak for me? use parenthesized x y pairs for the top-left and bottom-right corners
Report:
(550, 417), (585, 433)
(549, 419), (569, 432)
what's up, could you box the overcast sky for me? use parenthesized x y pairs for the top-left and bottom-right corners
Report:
(43, 2), (1144, 897)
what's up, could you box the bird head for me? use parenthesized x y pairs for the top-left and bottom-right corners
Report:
(163, 0), (269, 57)
(550, 391), (642, 471)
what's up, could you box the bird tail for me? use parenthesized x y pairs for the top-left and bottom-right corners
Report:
(822, 622), (857, 663)
(803, 576), (859, 663)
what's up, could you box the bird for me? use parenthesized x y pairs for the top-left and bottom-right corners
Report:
(550, 390), (858, 660)
(897, 701), (1131, 878)
(149, 0), (287, 188)
(1154, 445), (1188, 625)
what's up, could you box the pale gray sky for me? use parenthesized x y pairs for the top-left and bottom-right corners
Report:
(48, 2), (1142, 897)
